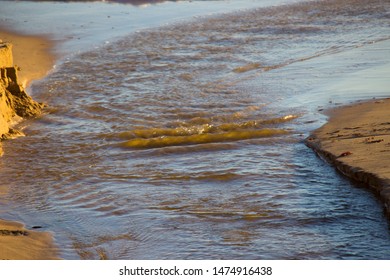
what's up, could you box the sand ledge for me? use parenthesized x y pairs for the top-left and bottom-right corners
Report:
(0, 29), (54, 151)
(306, 98), (390, 216)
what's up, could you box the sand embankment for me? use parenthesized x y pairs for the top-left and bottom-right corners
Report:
(306, 99), (390, 215)
(0, 29), (59, 259)
(1, 28), (55, 142)
(0, 42), (43, 140)
(0, 30), (55, 88)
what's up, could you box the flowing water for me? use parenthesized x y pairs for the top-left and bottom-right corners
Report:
(1, 0), (390, 259)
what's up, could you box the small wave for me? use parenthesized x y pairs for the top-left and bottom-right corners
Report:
(118, 115), (297, 139)
(233, 63), (262, 73)
(119, 128), (288, 149)
(116, 115), (296, 149)
(148, 170), (243, 182)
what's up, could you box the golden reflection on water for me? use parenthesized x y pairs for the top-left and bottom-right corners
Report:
(117, 115), (297, 149)
(120, 128), (289, 149)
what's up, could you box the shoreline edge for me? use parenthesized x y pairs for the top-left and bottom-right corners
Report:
(0, 28), (60, 260)
(306, 98), (390, 216)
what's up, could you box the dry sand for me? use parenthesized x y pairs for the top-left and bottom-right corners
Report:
(306, 98), (390, 215)
(0, 28), (59, 260)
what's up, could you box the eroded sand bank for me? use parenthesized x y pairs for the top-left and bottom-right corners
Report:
(0, 29), (55, 88)
(306, 99), (390, 215)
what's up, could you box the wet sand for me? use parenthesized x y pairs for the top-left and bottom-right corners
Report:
(0, 28), (59, 259)
(306, 98), (390, 215)
(0, 219), (58, 260)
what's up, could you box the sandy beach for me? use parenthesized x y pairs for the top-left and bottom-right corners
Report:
(0, 28), (59, 260)
(307, 99), (390, 215)
(0, 29), (55, 88)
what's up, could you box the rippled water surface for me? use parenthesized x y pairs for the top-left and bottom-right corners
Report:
(1, 0), (390, 259)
